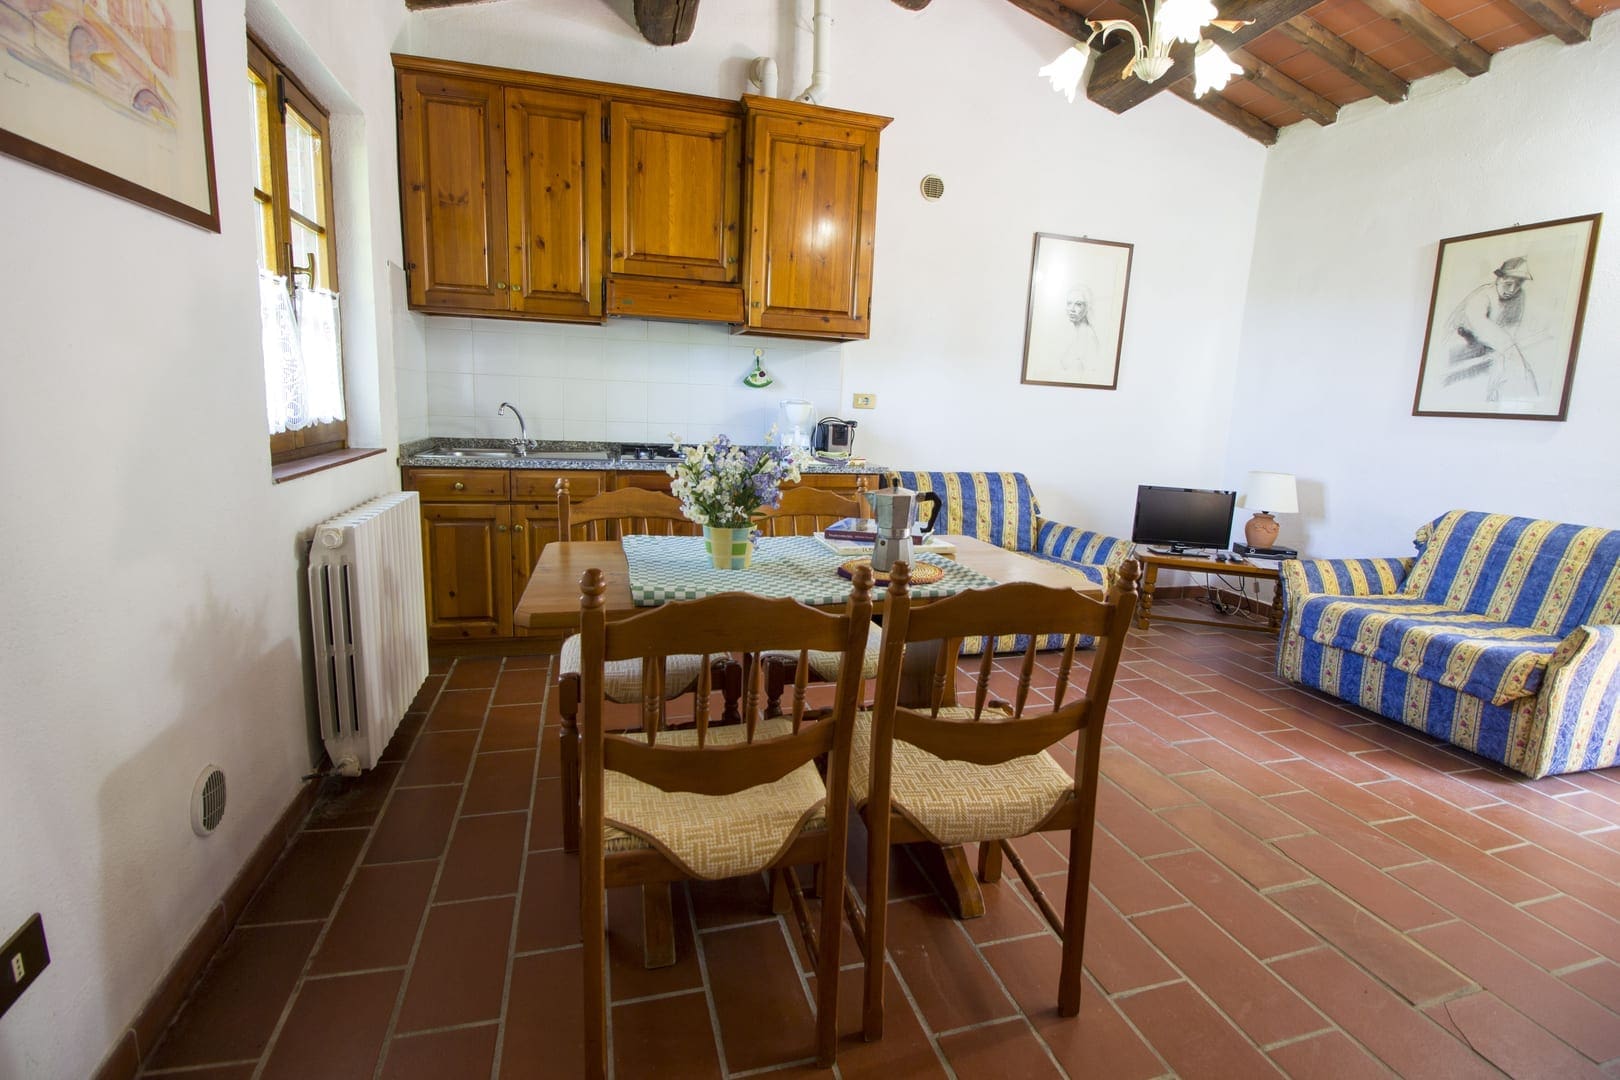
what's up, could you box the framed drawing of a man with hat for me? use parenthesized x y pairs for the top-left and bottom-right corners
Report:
(1414, 214), (1601, 420)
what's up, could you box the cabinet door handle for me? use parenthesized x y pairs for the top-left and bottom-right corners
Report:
(509, 283), (521, 291)
(497, 524), (508, 532)
(452, 481), (465, 491)
(496, 281), (508, 290)
(513, 524), (525, 532)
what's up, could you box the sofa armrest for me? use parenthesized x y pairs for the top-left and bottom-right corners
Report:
(1279, 557), (1413, 634)
(1524, 625), (1620, 778)
(1034, 519), (1132, 583)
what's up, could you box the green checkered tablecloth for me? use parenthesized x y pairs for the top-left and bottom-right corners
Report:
(622, 535), (999, 607)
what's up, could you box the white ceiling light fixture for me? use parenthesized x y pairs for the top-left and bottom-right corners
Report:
(1038, 0), (1249, 101)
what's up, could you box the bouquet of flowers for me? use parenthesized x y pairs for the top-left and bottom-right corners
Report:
(667, 433), (813, 528)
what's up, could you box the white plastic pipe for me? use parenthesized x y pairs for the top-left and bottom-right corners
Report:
(748, 56), (779, 98)
(796, 0), (831, 104)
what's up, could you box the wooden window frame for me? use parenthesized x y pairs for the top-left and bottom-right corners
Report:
(249, 35), (347, 465)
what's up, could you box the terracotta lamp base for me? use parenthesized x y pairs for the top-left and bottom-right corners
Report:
(1244, 511), (1281, 549)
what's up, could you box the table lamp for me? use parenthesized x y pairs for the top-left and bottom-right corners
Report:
(1241, 471), (1297, 549)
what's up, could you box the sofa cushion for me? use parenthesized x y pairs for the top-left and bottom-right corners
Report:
(1024, 551), (1107, 587)
(1298, 595), (1563, 705)
(1034, 520), (1129, 577)
(1404, 511), (1620, 635)
(893, 471), (1038, 552)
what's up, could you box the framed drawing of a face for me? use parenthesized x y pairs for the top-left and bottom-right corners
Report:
(0, 0), (220, 231)
(1020, 232), (1134, 391)
(1413, 214), (1601, 420)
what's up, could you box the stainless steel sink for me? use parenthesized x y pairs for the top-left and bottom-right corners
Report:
(431, 446), (614, 461)
(440, 448), (520, 459)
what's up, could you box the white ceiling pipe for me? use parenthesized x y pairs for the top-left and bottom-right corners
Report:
(748, 56), (779, 98)
(796, 0), (831, 104)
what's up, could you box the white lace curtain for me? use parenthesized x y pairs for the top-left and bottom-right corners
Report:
(259, 269), (346, 435)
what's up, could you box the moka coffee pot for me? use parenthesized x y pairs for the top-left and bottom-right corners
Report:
(867, 488), (943, 573)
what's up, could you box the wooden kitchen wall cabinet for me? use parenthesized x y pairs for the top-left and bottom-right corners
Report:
(741, 96), (890, 340)
(506, 87), (603, 320)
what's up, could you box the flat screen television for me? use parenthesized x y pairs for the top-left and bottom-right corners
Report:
(1131, 485), (1238, 554)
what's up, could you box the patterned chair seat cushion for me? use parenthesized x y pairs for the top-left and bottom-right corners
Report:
(849, 710), (1074, 845)
(602, 718), (826, 880)
(1298, 595), (1562, 705)
(763, 624), (883, 681)
(560, 634), (705, 703)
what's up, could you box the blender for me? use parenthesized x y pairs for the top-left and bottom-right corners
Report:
(778, 399), (814, 450)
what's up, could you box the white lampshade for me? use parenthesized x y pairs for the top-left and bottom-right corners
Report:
(1037, 45), (1090, 104)
(1242, 471), (1298, 514)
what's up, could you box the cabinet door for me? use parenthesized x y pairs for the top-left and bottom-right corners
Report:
(422, 503), (513, 640)
(505, 87), (603, 321)
(609, 101), (741, 283)
(744, 112), (883, 338)
(509, 502), (561, 638)
(398, 72), (509, 313)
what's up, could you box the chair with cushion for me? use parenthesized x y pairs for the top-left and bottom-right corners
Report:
(573, 565), (875, 1077)
(755, 486), (883, 715)
(851, 558), (1139, 1038)
(555, 480), (735, 853)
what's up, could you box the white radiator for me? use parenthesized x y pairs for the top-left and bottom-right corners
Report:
(308, 491), (429, 775)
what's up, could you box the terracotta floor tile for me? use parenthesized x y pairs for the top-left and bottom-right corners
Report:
(806, 964), (947, 1079)
(1266, 758), (1407, 822)
(396, 897), (516, 1032)
(1522, 895), (1620, 964)
(1349, 721), (1478, 774)
(1466, 775), (1618, 834)
(516, 851), (581, 952)
(1184, 711), (1298, 764)
(1120, 658), (1215, 695)
(1004, 834), (1066, 877)
(1108, 676), (1211, 718)
(142, 1066), (254, 1079)
(1176, 770), (1310, 841)
(1088, 829), (1184, 916)
(1161, 804), (1312, 890)
(1272, 883), (1472, 1005)
(382, 1025), (497, 1080)
(398, 729), (479, 787)
(1413, 920), (1620, 1062)
(446, 656), (503, 690)
(529, 777), (565, 852)
(537, 722), (563, 779)
(364, 785), (461, 864)
(702, 920), (817, 1073)
(1097, 780), (1197, 858)
(607, 882), (703, 1001)
(1276, 833), (1450, 931)
(1148, 849), (1318, 960)
(1176, 736), (1304, 797)
(482, 703), (543, 753)
(238, 828), (366, 925)
(1268, 790), (1420, 870)
(1488, 827), (1620, 911)
(1109, 694), (1213, 742)
(500, 948), (583, 1080)
(880, 895), (1018, 1030)
(1266, 1030), (1394, 1079)
(146, 923), (321, 1069)
(1564, 960), (1620, 1014)
(310, 861), (436, 975)
(1132, 904), (1328, 1046)
(305, 763), (401, 829)
(409, 673), (444, 712)
(688, 871), (774, 931)
(425, 688), (492, 731)
(1106, 721), (1208, 775)
(493, 665), (551, 705)
(937, 1018), (1063, 1078)
(1116, 980), (1282, 1078)
(1099, 746), (1200, 810)
(1264, 729), (1394, 783)
(1375, 817), (1553, 903)
(1441, 991), (1606, 1079)
(502, 652), (552, 670)
(462, 749), (537, 814)
(438, 810), (527, 902)
(261, 970), (401, 1080)
(960, 874), (1049, 944)
(1363, 779), (1520, 851)
(379, 712), (426, 765)
(1077, 888), (1180, 994)
(612, 991), (722, 1078)
(1269, 948), (1498, 1079)
(1392, 861), (1597, 971)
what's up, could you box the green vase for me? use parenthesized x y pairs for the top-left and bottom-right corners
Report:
(703, 525), (753, 569)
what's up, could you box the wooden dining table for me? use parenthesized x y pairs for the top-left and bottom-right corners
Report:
(513, 533), (1102, 922)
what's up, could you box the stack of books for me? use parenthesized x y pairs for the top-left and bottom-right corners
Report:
(817, 518), (956, 558)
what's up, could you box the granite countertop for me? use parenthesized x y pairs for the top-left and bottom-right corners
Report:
(399, 438), (886, 475)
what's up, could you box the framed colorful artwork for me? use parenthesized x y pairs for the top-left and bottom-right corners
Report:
(1020, 232), (1134, 391)
(1413, 213), (1601, 420)
(0, 0), (220, 231)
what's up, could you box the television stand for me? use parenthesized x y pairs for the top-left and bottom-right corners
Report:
(1136, 550), (1282, 635)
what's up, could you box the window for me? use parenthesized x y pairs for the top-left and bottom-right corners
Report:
(249, 36), (346, 464)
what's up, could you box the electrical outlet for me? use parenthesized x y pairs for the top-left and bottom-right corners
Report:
(852, 393), (876, 409)
(0, 914), (48, 1020)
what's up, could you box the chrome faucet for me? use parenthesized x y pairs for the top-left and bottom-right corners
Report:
(498, 402), (533, 455)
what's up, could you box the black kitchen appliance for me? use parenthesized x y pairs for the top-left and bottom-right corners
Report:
(812, 417), (857, 458)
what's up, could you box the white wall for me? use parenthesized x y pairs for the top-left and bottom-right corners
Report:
(0, 0), (411, 1075)
(1230, 16), (1620, 558)
(403, 0), (1269, 529)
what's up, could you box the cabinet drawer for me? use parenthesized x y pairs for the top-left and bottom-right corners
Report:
(614, 471), (674, 493)
(606, 277), (744, 323)
(405, 468), (510, 501)
(514, 470), (605, 501)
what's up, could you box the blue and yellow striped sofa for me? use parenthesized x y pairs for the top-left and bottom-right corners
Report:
(892, 471), (1131, 654)
(1278, 510), (1620, 778)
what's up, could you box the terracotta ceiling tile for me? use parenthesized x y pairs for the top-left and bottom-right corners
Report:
(1246, 35), (1305, 65)
(1421, 0), (1481, 19)
(1388, 55), (1452, 80)
(1372, 37), (1442, 67)
(1310, 70), (1375, 103)
(1311, 0), (1384, 34)
(1275, 53), (1333, 82)
(1343, 19), (1412, 50)
(1475, 23), (1543, 50)
(1447, 5), (1516, 37)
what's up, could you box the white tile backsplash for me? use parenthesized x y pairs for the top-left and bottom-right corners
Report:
(412, 315), (845, 444)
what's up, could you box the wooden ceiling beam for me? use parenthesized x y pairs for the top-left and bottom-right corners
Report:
(1277, 16), (1408, 104)
(1086, 0), (1324, 113)
(1228, 46), (1338, 124)
(1359, 0), (1491, 75)
(1001, 0), (1094, 41)
(632, 0), (701, 46)
(1169, 78), (1278, 144)
(1500, 0), (1591, 43)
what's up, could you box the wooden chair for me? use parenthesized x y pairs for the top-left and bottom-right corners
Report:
(574, 565), (876, 1077)
(852, 559), (1140, 1038)
(755, 486), (883, 716)
(555, 478), (736, 856)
